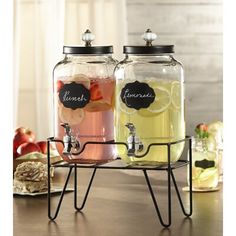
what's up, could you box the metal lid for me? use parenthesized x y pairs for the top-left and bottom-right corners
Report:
(63, 29), (113, 54)
(123, 29), (174, 54)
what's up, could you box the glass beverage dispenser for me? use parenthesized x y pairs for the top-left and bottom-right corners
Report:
(53, 30), (116, 163)
(114, 29), (185, 165)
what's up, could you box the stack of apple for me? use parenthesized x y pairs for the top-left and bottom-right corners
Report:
(13, 127), (50, 159)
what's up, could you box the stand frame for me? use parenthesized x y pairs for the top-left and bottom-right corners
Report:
(47, 136), (192, 228)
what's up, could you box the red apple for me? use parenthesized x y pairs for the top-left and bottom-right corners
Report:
(36, 141), (48, 154)
(13, 127), (35, 153)
(36, 141), (55, 154)
(13, 152), (20, 159)
(17, 142), (41, 156)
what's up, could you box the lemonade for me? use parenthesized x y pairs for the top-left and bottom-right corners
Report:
(191, 166), (219, 190)
(189, 137), (219, 190)
(115, 78), (185, 165)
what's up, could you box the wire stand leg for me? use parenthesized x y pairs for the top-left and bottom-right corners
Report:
(74, 165), (97, 211)
(143, 169), (171, 228)
(48, 166), (73, 220)
(170, 169), (192, 216)
(169, 138), (193, 217)
(143, 144), (172, 228)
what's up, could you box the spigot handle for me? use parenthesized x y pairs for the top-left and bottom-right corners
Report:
(125, 123), (136, 134)
(61, 123), (72, 136)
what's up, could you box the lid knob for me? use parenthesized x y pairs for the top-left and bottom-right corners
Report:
(142, 29), (157, 46)
(82, 29), (95, 47)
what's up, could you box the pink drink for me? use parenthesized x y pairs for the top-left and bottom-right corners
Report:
(54, 75), (115, 163)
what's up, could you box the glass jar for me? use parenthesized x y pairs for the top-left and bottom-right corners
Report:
(208, 121), (223, 182)
(53, 30), (117, 163)
(114, 29), (185, 165)
(189, 138), (219, 191)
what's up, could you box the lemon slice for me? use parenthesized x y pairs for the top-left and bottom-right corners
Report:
(198, 167), (218, 181)
(59, 105), (85, 125)
(84, 100), (112, 112)
(171, 81), (181, 109)
(146, 85), (171, 113)
(65, 74), (90, 89)
(117, 96), (136, 115)
(192, 167), (203, 180)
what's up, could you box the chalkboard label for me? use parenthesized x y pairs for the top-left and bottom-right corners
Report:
(120, 81), (155, 110)
(59, 82), (90, 110)
(195, 159), (215, 169)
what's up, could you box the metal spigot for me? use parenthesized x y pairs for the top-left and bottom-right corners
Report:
(125, 123), (144, 156)
(61, 123), (80, 155)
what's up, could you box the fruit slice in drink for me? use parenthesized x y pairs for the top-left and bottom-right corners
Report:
(138, 84), (171, 117)
(57, 80), (64, 92)
(171, 81), (181, 109)
(192, 167), (218, 189)
(84, 100), (112, 112)
(192, 167), (203, 180)
(58, 104), (85, 125)
(198, 167), (218, 187)
(90, 81), (103, 101)
(66, 74), (91, 89)
(118, 96), (137, 115)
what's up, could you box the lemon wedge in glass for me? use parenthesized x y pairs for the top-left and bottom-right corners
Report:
(198, 167), (218, 181)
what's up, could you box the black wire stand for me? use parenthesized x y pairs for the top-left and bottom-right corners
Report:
(47, 136), (193, 228)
